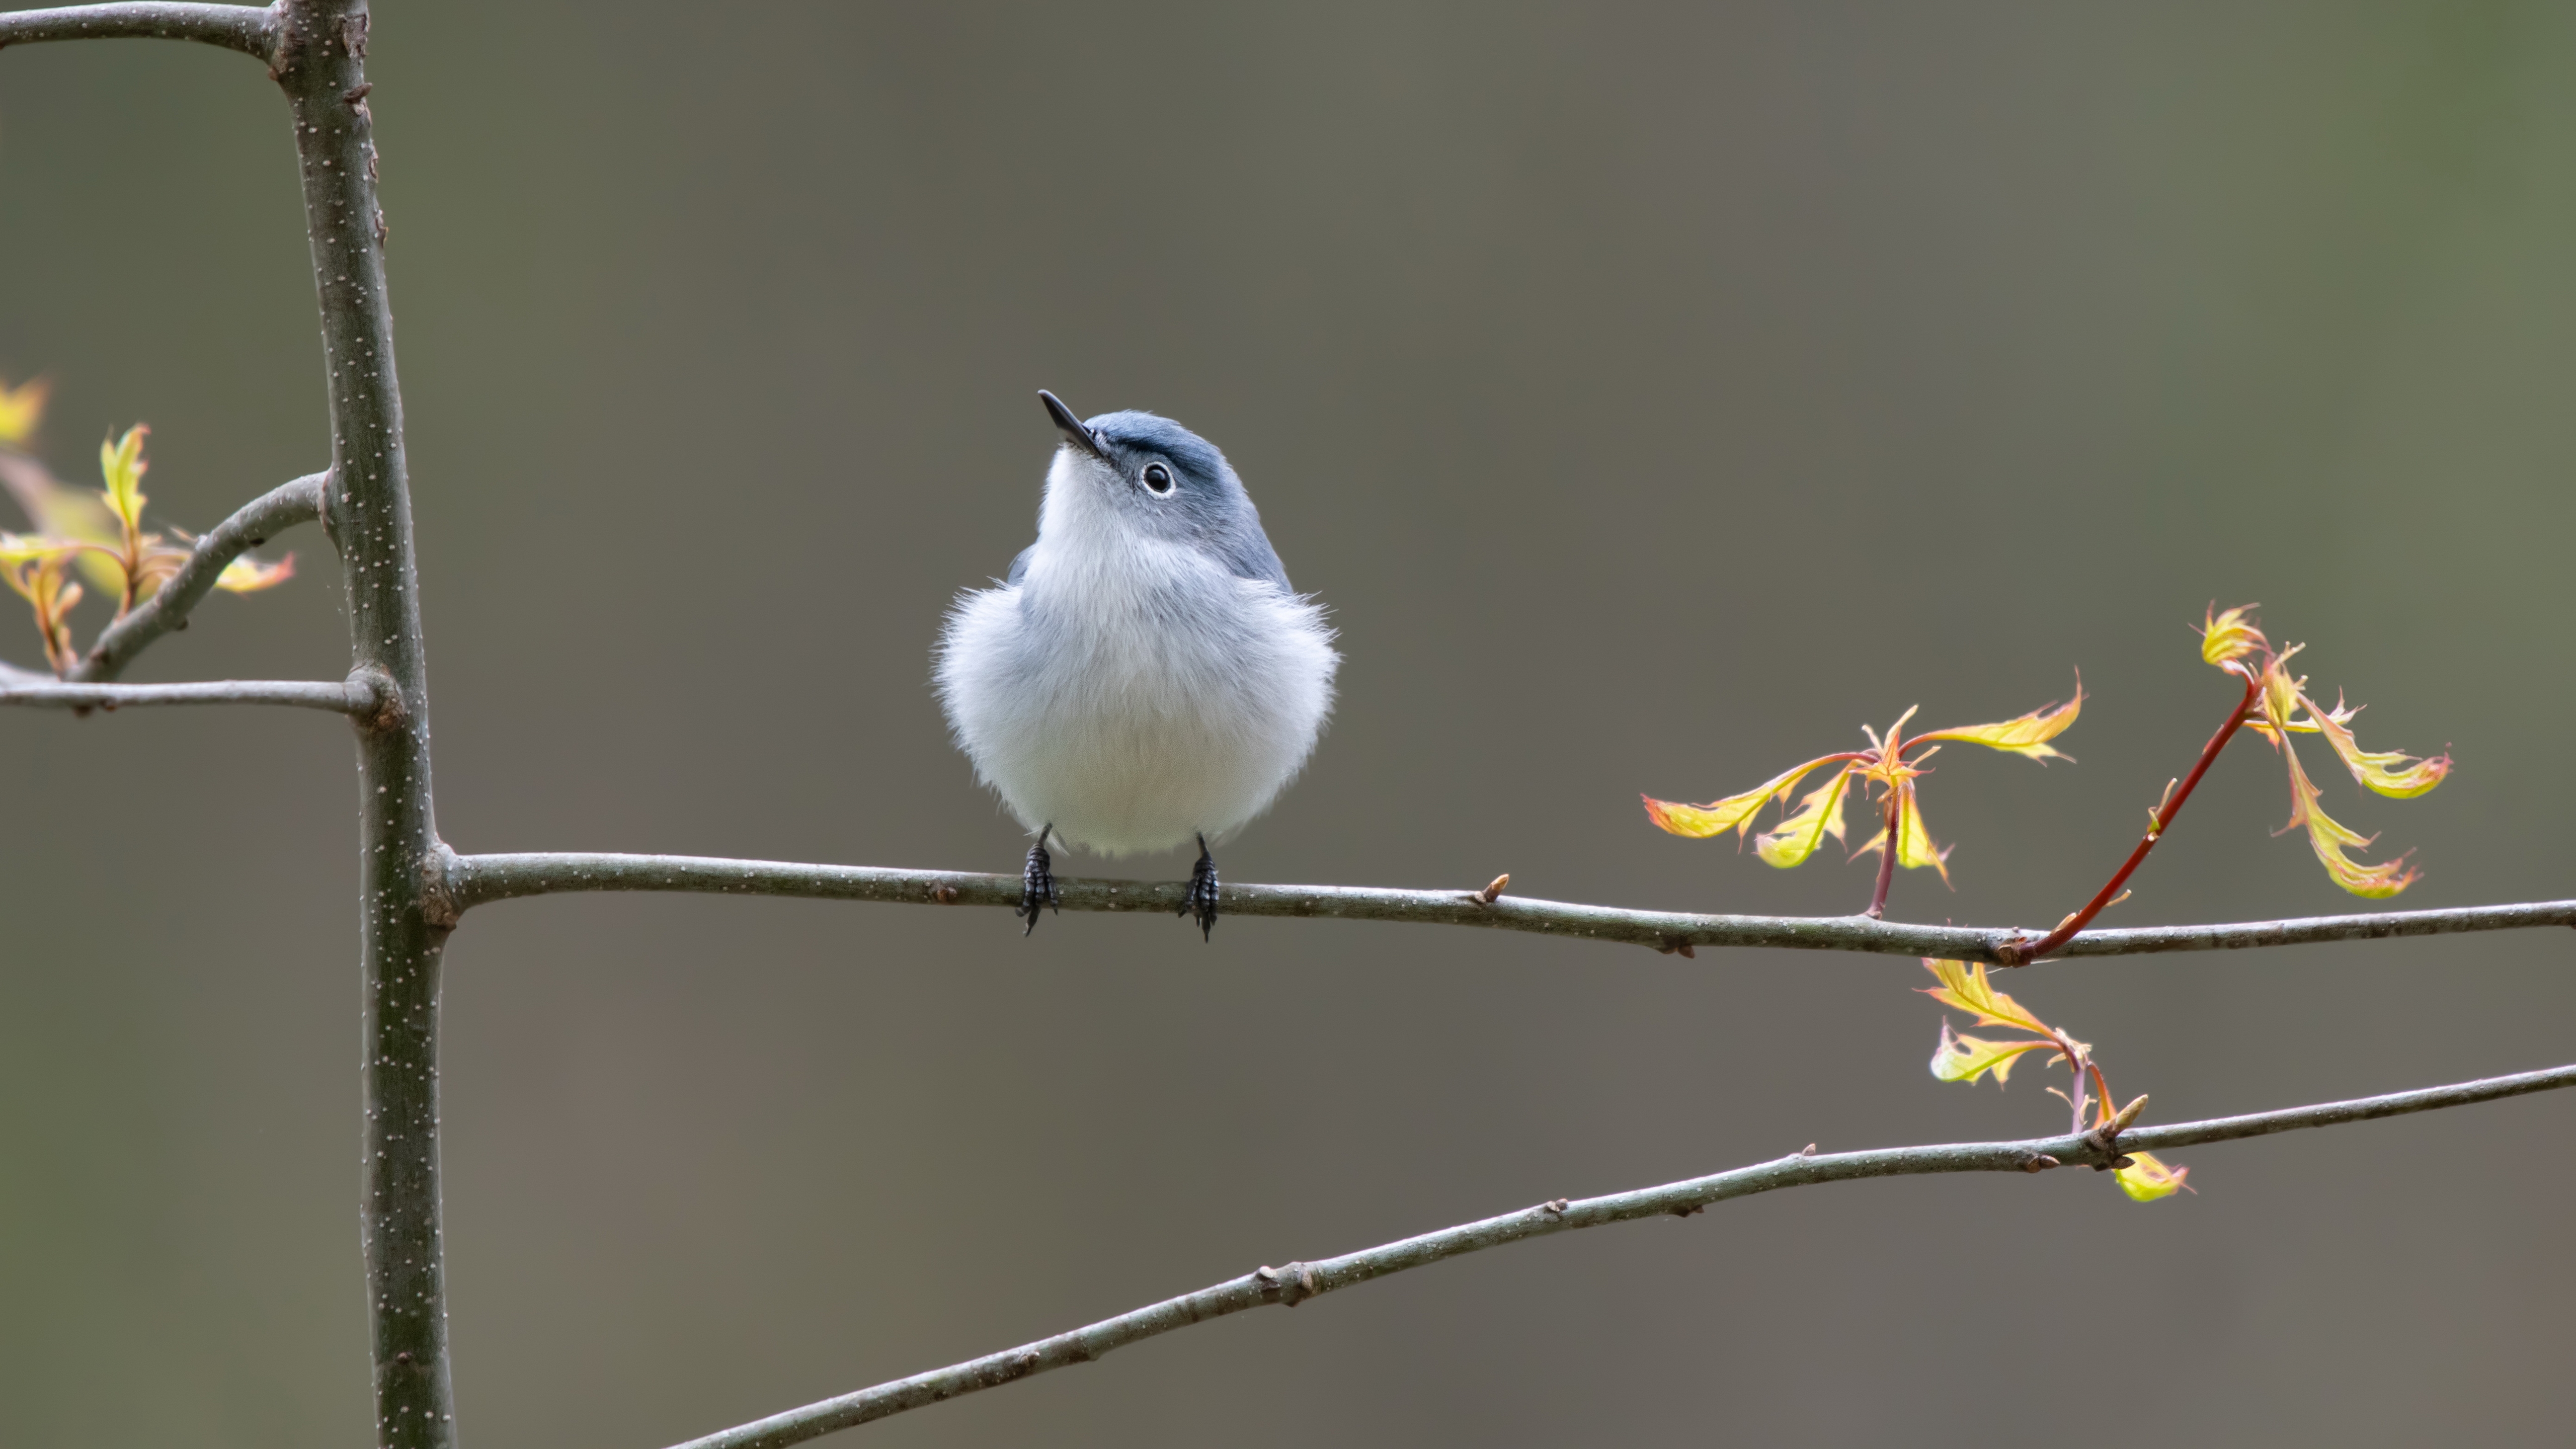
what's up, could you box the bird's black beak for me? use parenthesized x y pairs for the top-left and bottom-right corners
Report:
(1038, 389), (1107, 459)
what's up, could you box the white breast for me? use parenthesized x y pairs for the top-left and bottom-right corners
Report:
(935, 462), (1337, 857)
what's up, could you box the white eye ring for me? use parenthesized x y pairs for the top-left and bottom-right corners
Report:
(1141, 462), (1174, 495)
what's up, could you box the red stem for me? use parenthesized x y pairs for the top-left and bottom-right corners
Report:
(1863, 794), (1899, 919)
(2001, 670), (2261, 964)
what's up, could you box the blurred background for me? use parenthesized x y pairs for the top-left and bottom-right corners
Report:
(4, 2), (2573, 1444)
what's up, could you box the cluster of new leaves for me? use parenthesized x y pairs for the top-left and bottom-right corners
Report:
(1641, 685), (2082, 893)
(1921, 958), (2190, 1202)
(0, 377), (293, 674)
(2201, 606), (2449, 897)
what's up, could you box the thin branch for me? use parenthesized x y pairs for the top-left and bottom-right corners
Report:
(663, 1061), (2576, 1449)
(73, 470), (327, 683)
(443, 850), (2576, 965)
(0, 1), (277, 57)
(0, 675), (370, 713)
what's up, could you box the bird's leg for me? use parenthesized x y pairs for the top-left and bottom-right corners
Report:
(1181, 832), (1220, 941)
(1019, 824), (1060, 936)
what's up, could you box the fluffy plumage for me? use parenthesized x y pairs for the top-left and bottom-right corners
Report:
(935, 407), (1337, 857)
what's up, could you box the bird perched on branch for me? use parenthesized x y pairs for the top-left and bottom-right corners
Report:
(936, 391), (1338, 939)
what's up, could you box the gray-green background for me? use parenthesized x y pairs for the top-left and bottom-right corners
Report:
(5, 3), (2572, 1444)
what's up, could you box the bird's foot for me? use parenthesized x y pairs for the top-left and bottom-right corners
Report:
(1181, 833), (1219, 941)
(1018, 825), (1060, 937)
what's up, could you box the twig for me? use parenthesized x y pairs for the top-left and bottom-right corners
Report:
(661, 1061), (2576, 1448)
(74, 470), (327, 683)
(443, 851), (2576, 964)
(0, 1), (277, 57)
(1999, 671), (2260, 964)
(0, 675), (370, 713)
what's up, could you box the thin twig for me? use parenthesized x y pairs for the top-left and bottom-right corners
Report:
(662, 1061), (2576, 1449)
(1999, 671), (2260, 964)
(74, 470), (327, 683)
(443, 851), (2576, 964)
(0, 676), (369, 713)
(0, 1), (277, 57)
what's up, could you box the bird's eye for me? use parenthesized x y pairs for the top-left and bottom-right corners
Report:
(1141, 462), (1174, 495)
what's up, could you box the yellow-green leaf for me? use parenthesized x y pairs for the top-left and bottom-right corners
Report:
(1928, 1022), (2057, 1085)
(2199, 603), (2266, 667)
(1854, 781), (1952, 882)
(215, 552), (297, 593)
(1918, 958), (2054, 1036)
(1754, 766), (1852, 867)
(0, 377), (49, 447)
(2281, 747), (2417, 898)
(1643, 755), (1846, 840)
(2113, 1152), (2191, 1202)
(2309, 694), (2449, 799)
(1912, 681), (2083, 762)
(98, 424), (150, 539)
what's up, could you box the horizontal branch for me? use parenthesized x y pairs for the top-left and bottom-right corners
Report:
(0, 675), (375, 714)
(665, 1060), (2576, 1448)
(77, 469), (327, 684)
(0, 1), (276, 57)
(443, 851), (2576, 965)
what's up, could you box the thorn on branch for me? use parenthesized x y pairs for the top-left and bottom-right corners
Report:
(1798, 1143), (1818, 1157)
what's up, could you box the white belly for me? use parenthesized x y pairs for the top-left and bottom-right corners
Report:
(936, 557), (1336, 857)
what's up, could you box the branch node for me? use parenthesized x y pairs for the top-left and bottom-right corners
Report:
(419, 846), (461, 932)
(2020, 1153), (2060, 1173)
(1472, 872), (1510, 905)
(346, 663), (405, 734)
(928, 883), (961, 904)
(1666, 1201), (1705, 1217)
(1798, 1143), (1818, 1157)
(1539, 1198), (1570, 1218)
(1254, 1263), (1319, 1307)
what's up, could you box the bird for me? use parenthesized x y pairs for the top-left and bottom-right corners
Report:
(935, 391), (1339, 940)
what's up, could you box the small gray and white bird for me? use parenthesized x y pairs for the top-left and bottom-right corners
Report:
(935, 392), (1338, 938)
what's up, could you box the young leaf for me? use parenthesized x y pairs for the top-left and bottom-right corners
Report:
(216, 552), (297, 593)
(1853, 781), (1953, 883)
(1928, 1021), (2057, 1085)
(0, 377), (50, 447)
(1912, 681), (2084, 761)
(2198, 603), (2266, 668)
(1643, 755), (1845, 840)
(2281, 748), (2418, 897)
(1917, 958), (2054, 1037)
(99, 424), (150, 540)
(2113, 1152), (2191, 1202)
(2309, 695), (2449, 799)
(1754, 766), (1852, 867)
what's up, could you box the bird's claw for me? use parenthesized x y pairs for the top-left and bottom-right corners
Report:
(1181, 833), (1219, 941)
(1019, 825), (1060, 937)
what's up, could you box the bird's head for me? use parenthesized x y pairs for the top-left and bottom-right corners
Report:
(1036, 389), (1285, 585)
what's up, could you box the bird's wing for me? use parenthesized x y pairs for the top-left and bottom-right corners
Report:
(1004, 543), (1037, 587)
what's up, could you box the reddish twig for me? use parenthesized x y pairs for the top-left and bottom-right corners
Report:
(1864, 798), (1899, 919)
(1998, 670), (2261, 964)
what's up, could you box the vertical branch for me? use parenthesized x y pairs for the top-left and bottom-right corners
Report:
(272, 4), (456, 1445)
